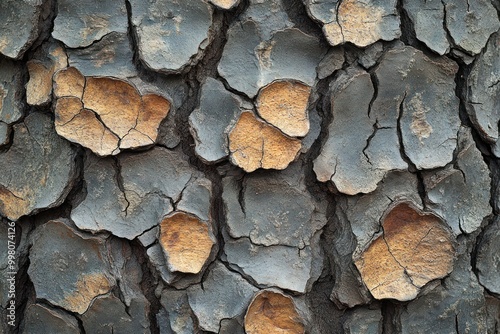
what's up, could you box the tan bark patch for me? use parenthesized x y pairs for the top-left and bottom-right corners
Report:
(256, 81), (311, 137)
(159, 212), (215, 274)
(244, 290), (305, 334)
(355, 202), (454, 301)
(229, 111), (302, 172)
(61, 272), (111, 314)
(324, 0), (385, 47)
(53, 67), (85, 99)
(53, 68), (171, 156)
(83, 77), (141, 138)
(0, 185), (30, 221)
(26, 61), (53, 106)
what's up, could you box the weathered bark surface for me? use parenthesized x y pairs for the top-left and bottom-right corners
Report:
(0, 0), (499, 333)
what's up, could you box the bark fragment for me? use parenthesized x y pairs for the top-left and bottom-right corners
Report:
(53, 67), (170, 156)
(159, 212), (215, 274)
(0, 113), (77, 221)
(244, 290), (305, 334)
(355, 203), (455, 301)
(256, 80), (311, 138)
(229, 111), (302, 172)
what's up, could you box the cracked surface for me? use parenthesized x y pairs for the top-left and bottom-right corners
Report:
(1, 0), (500, 332)
(256, 80), (311, 138)
(53, 67), (170, 156)
(0, 113), (77, 220)
(229, 111), (302, 172)
(355, 203), (455, 301)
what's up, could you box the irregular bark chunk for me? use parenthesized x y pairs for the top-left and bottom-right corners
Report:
(372, 46), (460, 169)
(403, 0), (449, 55)
(187, 262), (258, 333)
(229, 111), (301, 172)
(159, 212), (215, 274)
(304, 0), (400, 47)
(0, 113), (77, 220)
(0, 0), (44, 59)
(189, 78), (242, 163)
(218, 21), (326, 98)
(314, 67), (406, 195)
(67, 32), (137, 78)
(476, 218), (500, 295)
(355, 203), (455, 301)
(224, 236), (321, 293)
(53, 68), (170, 155)
(0, 58), (24, 124)
(53, 67), (86, 99)
(244, 290), (305, 334)
(223, 167), (326, 247)
(28, 220), (113, 314)
(256, 80), (311, 137)
(467, 32), (500, 153)
(423, 127), (492, 235)
(52, 0), (128, 48)
(442, 0), (499, 55)
(129, 0), (213, 73)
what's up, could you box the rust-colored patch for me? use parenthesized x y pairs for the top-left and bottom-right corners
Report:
(52, 67), (170, 156)
(256, 80), (311, 137)
(355, 203), (454, 301)
(244, 290), (305, 334)
(159, 212), (215, 274)
(61, 272), (111, 314)
(229, 111), (302, 172)
(53, 67), (85, 99)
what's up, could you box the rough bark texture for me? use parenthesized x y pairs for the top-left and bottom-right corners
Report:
(0, 0), (499, 333)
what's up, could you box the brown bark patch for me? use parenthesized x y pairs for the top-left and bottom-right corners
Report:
(229, 111), (302, 172)
(256, 80), (311, 137)
(61, 272), (111, 314)
(53, 67), (85, 99)
(159, 212), (215, 274)
(244, 290), (305, 334)
(355, 202), (454, 301)
(52, 67), (170, 156)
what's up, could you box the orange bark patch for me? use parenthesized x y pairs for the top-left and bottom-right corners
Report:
(257, 81), (311, 137)
(159, 212), (215, 274)
(245, 290), (305, 334)
(52, 67), (171, 156)
(355, 203), (454, 301)
(229, 111), (301, 172)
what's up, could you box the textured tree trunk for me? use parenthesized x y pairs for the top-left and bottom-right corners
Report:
(0, 0), (499, 333)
